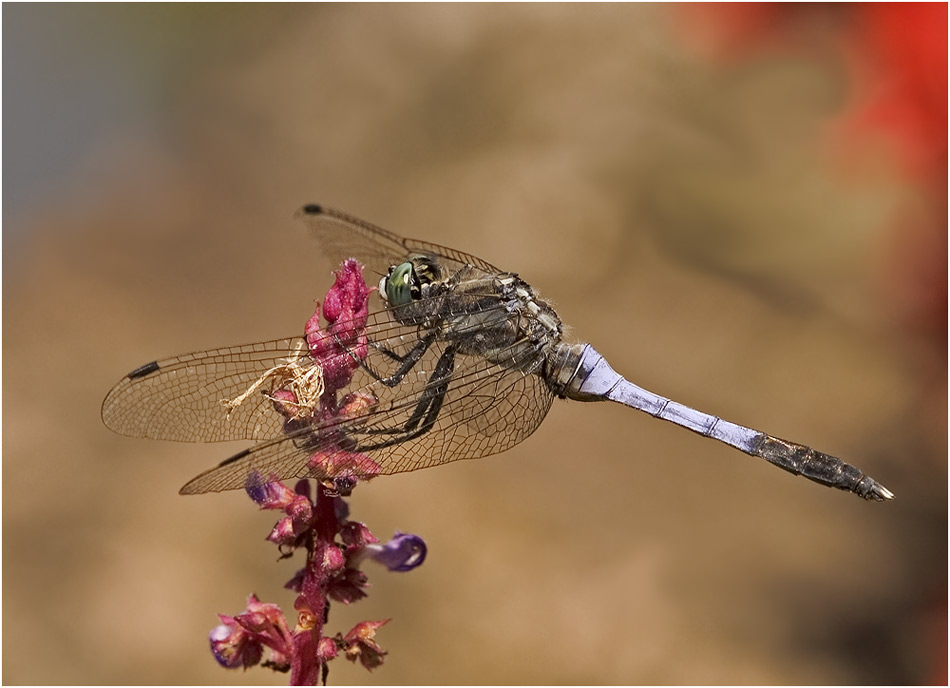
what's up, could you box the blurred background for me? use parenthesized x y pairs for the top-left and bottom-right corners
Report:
(3, 3), (946, 684)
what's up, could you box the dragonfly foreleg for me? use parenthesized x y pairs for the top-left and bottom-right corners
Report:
(372, 330), (441, 388)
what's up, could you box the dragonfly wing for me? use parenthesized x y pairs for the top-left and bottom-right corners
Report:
(179, 307), (554, 494)
(297, 204), (503, 280)
(101, 291), (441, 445)
(102, 337), (313, 442)
(354, 337), (555, 474)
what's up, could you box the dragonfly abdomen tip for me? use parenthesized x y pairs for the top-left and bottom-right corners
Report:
(869, 482), (895, 501)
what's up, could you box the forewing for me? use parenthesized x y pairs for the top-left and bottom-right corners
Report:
(297, 204), (502, 280)
(179, 306), (554, 494)
(110, 207), (545, 494)
(101, 337), (313, 442)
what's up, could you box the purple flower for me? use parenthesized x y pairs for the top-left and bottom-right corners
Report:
(245, 472), (297, 509)
(356, 532), (428, 572)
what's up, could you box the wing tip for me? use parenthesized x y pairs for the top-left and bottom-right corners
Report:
(178, 474), (211, 496)
(178, 448), (254, 495)
(127, 360), (161, 380)
(299, 203), (324, 216)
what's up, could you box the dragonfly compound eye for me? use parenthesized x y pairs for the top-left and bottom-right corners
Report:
(385, 262), (417, 307)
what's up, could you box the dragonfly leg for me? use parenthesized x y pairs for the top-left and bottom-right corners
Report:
(369, 340), (407, 363)
(402, 345), (455, 433)
(332, 329), (439, 388)
(359, 345), (457, 449)
(328, 263), (471, 386)
(372, 332), (441, 387)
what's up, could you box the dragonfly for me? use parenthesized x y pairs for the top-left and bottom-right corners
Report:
(102, 204), (893, 501)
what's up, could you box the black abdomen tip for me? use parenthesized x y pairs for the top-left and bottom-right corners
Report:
(302, 203), (324, 215)
(128, 360), (160, 379)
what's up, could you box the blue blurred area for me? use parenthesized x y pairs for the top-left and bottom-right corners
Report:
(5, 5), (149, 226)
(2, 4), (263, 232)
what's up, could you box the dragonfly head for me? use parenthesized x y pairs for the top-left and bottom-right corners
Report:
(380, 256), (441, 308)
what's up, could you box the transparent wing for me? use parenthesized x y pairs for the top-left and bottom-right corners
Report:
(297, 204), (502, 280)
(179, 327), (554, 494)
(101, 337), (312, 442)
(103, 205), (499, 441)
(106, 206), (548, 494)
(99, 300), (441, 443)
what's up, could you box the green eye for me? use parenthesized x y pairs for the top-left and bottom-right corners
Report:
(386, 262), (415, 307)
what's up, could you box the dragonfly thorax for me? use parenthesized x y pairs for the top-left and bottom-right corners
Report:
(447, 271), (566, 374)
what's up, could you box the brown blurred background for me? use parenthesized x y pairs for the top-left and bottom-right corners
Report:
(3, 4), (946, 685)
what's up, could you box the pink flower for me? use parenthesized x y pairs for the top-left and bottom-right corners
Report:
(305, 259), (374, 394)
(207, 261), (424, 684)
(342, 620), (390, 671)
(210, 595), (293, 672)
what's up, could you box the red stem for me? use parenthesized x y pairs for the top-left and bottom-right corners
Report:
(290, 485), (339, 686)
